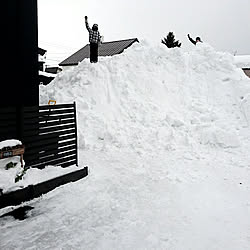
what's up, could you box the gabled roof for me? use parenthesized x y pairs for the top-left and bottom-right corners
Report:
(59, 38), (139, 66)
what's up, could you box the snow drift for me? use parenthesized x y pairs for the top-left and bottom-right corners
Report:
(2, 42), (250, 250)
(40, 42), (250, 154)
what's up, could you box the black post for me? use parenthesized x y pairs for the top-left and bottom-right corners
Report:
(1, 0), (39, 107)
(74, 102), (78, 166)
(1, 0), (39, 143)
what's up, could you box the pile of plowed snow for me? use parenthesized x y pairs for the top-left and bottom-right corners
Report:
(40, 42), (250, 154)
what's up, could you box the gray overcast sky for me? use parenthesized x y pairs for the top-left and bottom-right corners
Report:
(38, 0), (250, 65)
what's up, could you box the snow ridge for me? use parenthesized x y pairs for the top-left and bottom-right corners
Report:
(40, 42), (250, 154)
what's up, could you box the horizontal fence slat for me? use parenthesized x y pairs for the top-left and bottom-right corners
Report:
(24, 114), (75, 124)
(0, 123), (17, 129)
(39, 108), (74, 116)
(58, 160), (77, 168)
(39, 103), (74, 110)
(39, 119), (75, 128)
(26, 149), (77, 164)
(39, 113), (75, 122)
(39, 144), (76, 158)
(0, 120), (17, 128)
(23, 106), (39, 112)
(23, 119), (75, 132)
(24, 140), (76, 156)
(23, 130), (39, 137)
(57, 134), (76, 142)
(24, 133), (76, 150)
(0, 127), (17, 134)
(23, 117), (39, 125)
(23, 128), (76, 143)
(23, 108), (74, 119)
(1, 103), (77, 168)
(58, 140), (77, 148)
(23, 111), (41, 119)
(23, 124), (39, 131)
(39, 149), (77, 161)
(39, 123), (75, 134)
(29, 159), (77, 169)
(23, 124), (76, 137)
(0, 113), (17, 121)
(25, 136), (60, 149)
(28, 155), (77, 169)
(0, 107), (17, 114)
(25, 145), (76, 162)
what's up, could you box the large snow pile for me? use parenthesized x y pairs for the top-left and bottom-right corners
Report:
(2, 42), (250, 250)
(40, 42), (250, 154)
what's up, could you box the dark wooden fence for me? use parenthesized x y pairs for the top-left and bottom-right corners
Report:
(0, 103), (78, 169)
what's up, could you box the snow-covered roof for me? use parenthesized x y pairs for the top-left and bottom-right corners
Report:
(234, 55), (250, 68)
(59, 38), (139, 66)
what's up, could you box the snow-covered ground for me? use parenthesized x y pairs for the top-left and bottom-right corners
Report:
(0, 139), (82, 193)
(1, 42), (250, 249)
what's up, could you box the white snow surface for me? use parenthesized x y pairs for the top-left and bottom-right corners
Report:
(1, 42), (250, 250)
(0, 139), (22, 150)
(0, 157), (80, 193)
(0, 140), (81, 194)
(234, 55), (250, 68)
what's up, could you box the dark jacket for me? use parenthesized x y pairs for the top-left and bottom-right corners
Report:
(188, 34), (202, 45)
(85, 20), (101, 44)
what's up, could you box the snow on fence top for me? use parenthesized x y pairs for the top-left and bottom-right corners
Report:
(40, 41), (250, 154)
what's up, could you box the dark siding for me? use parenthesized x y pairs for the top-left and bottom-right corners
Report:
(2, 0), (39, 107)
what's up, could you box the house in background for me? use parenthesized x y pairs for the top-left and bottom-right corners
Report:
(38, 47), (62, 85)
(38, 47), (47, 71)
(38, 47), (54, 85)
(234, 55), (250, 78)
(39, 70), (56, 85)
(59, 38), (139, 71)
(45, 66), (62, 74)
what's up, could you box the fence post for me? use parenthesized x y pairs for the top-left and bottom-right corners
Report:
(74, 102), (78, 166)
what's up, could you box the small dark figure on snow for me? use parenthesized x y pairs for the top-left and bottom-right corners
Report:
(85, 16), (102, 63)
(187, 34), (202, 45)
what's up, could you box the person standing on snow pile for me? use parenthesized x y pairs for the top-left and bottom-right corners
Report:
(187, 34), (202, 45)
(85, 16), (102, 63)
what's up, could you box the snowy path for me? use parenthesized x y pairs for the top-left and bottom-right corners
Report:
(1, 42), (250, 249)
(1, 148), (249, 250)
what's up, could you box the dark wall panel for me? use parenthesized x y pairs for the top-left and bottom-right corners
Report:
(1, 0), (38, 107)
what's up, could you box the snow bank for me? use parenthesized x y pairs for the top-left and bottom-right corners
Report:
(40, 42), (250, 154)
(2, 43), (250, 250)
(0, 157), (80, 193)
(0, 139), (22, 150)
(0, 139), (81, 193)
